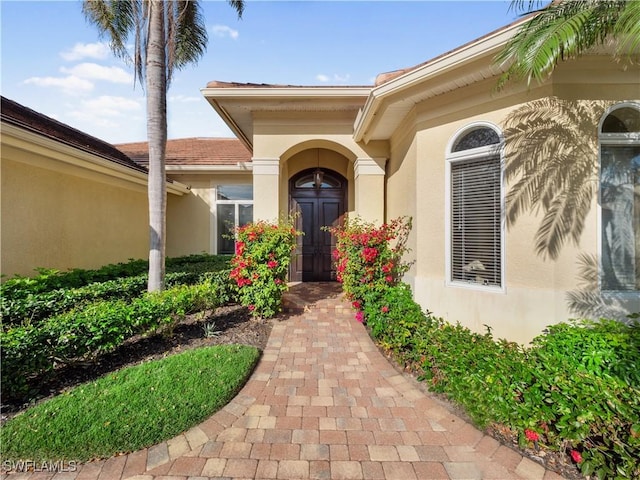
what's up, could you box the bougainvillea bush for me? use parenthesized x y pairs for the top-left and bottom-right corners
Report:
(325, 216), (412, 317)
(229, 218), (301, 318)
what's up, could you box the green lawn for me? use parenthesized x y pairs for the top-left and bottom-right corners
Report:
(1, 345), (260, 462)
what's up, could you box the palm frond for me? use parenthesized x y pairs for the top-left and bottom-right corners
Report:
(614, 0), (640, 55)
(496, 0), (627, 89)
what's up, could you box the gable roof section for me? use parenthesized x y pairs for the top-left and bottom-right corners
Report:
(117, 137), (251, 167)
(1, 96), (189, 194)
(201, 16), (535, 147)
(1, 96), (147, 175)
(353, 17), (530, 143)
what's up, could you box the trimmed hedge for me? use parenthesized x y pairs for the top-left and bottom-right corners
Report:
(1, 273), (232, 402)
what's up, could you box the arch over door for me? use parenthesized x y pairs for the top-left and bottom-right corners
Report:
(290, 168), (347, 281)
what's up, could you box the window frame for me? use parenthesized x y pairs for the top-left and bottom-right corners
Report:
(445, 122), (506, 292)
(213, 184), (254, 255)
(597, 101), (640, 294)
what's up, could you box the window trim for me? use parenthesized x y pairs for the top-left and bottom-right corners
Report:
(445, 122), (506, 292)
(597, 101), (640, 294)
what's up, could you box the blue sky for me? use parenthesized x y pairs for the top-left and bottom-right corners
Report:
(1, 1), (519, 144)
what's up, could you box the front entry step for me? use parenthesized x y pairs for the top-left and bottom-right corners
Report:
(282, 282), (348, 314)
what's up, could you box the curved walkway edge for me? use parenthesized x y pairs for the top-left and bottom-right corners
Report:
(3, 283), (567, 480)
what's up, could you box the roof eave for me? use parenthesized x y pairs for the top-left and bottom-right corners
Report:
(201, 86), (372, 151)
(353, 20), (524, 143)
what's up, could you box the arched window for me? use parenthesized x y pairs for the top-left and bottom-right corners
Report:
(446, 124), (504, 289)
(599, 103), (640, 291)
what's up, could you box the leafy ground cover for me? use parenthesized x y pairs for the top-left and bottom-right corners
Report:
(1, 345), (260, 462)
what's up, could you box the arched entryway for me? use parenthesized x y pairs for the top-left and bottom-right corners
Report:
(289, 168), (347, 281)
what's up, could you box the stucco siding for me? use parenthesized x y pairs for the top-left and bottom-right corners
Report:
(391, 58), (639, 343)
(2, 156), (148, 278)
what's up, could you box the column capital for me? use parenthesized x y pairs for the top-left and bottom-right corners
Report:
(354, 157), (387, 177)
(252, 158), (280, 175)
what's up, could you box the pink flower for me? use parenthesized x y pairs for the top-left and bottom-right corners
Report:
(524, 429), (539, 442)
(274, 278), (283, 284)
(385, 275), (393, 283)
(267, 260), (278, 268)
(355, 311), (364, 323)
(381, 306), (389, 313)
(248, 305), (255, 311)
(570, 450), (582, 463)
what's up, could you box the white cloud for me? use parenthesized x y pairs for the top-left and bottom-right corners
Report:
(60, 42), (110, 61)
(316, 73), (351, 84)
(60, 63), (133, 84)
(79, 95), (142, 117)
(169, 94), (201, 103)
(210, 24), (239, 40)
(65, 96), (143, 137)
(23, 75), (94, 94)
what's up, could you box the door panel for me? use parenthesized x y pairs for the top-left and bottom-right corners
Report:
(290, 169), (346, 282)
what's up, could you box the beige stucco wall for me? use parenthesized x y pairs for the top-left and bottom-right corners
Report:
(165, 173), (252, 257)
(1, 153), (149, 278)
(386, 56), (640, 344)
(251, 112), (389, 223)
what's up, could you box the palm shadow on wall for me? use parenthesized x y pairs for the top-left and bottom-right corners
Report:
(503, 97), (634, 320)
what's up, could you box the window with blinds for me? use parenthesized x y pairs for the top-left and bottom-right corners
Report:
(448, 125), (503, 288)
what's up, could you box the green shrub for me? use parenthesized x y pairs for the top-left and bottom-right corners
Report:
(0, 277), (224, 402)
(1, 256), (231, 327)
(229, 218), (301, 318)
(362, 283), (430, 353)
(409, 317), (640, 479)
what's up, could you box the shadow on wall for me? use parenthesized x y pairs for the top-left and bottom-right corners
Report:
(566, 253), (635, 323)
(502, 97), (637, 320)
(503, 97), (606, 260)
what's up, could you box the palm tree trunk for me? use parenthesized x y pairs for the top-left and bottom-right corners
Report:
(146, 0), (168, 292)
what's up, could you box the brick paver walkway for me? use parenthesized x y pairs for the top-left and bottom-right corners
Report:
(3, 283), (567, 480)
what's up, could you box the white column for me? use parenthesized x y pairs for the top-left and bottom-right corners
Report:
(354, 157), (386, 223)
(252, 158), (280, 221)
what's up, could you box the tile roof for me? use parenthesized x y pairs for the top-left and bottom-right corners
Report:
(116, 137), (252, 166)
(1, 96), (148, 174)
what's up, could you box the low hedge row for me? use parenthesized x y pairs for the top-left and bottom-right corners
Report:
(0, 254), (230, 300)
(362, 283), (640, 479)
(1, 271), (203, 327)
(1, 276), (224, 402)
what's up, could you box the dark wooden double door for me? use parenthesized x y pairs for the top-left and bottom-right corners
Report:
(290, 169), (346, 282)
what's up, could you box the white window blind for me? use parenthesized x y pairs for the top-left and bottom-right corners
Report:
(451, 155), (502, 287)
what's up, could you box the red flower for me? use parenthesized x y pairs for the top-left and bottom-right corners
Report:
(352, 301), (361, 310)
(361, 247), (378, 263)
(248, 305), (255, 311)
(355, 311), (364, 323)
(235, 241), (245, 256)
(274, 278), (282, 285)
(267, 260), (278, 268)
(381, 306), (389, 313)
(385, 275), (393, 283)
(570, 450), (582, 463)
(524, 429), (539, 442)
